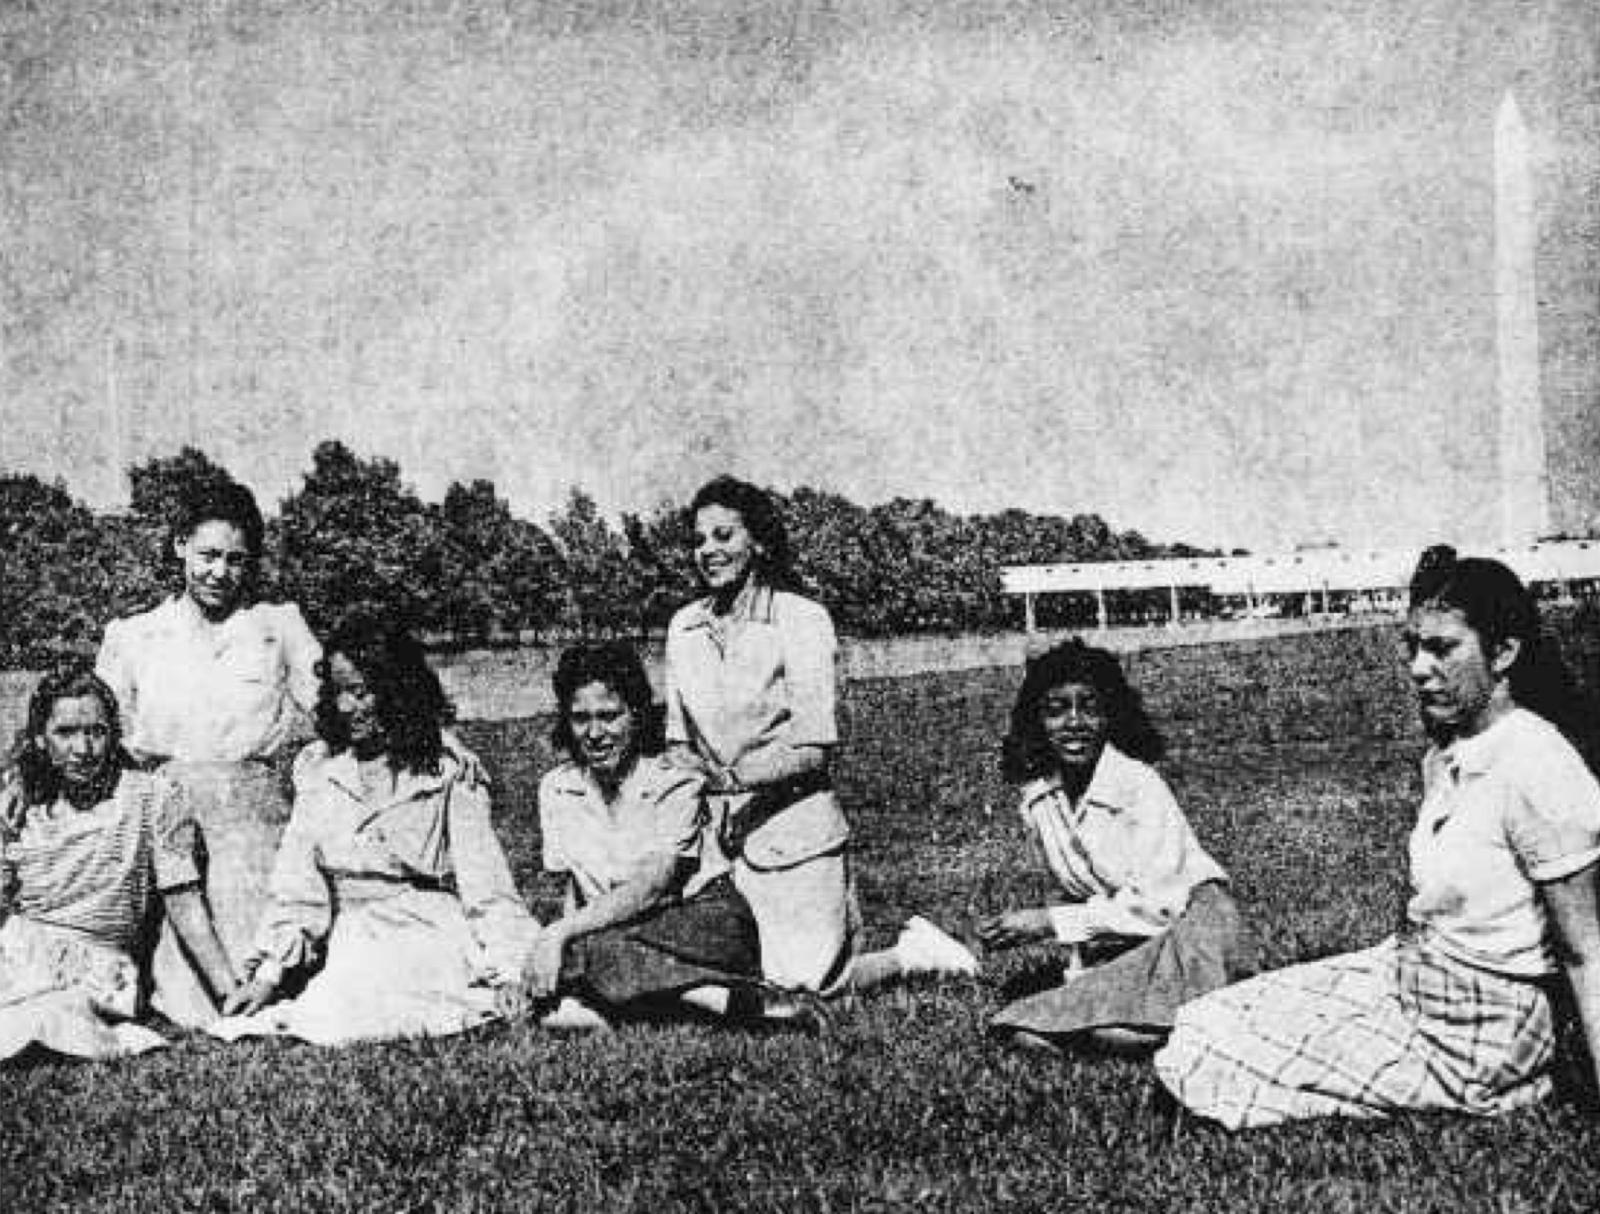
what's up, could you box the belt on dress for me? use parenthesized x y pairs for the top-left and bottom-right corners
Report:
(712, 769), (833, 858)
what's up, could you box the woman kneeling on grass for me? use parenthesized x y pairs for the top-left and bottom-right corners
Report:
(217, 622), (536, 1046)
(664, 476), (980, 1018)
(502, 642), (766, 1030)
(0, 667), (236, 1062)
(984, 639), (1256, 1054)
(1156, 552), (1600, 1128)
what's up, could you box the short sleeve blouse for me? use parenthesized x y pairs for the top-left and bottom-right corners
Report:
(538, 756), (705, 905)
(1407, 708), (1600, 977)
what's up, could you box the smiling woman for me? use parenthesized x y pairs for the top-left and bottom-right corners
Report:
(663, 477), (858, 1009)
(502, 642), (763, 1030)
(983, 639), (1256, 1054)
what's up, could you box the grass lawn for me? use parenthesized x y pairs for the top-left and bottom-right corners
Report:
(5, 625), (1600, 1212)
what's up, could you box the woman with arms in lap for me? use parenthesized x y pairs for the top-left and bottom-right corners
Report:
(95, 482), (321, 1026)
(217, 621), (535, 1045)
(0, 667), (236, 1061)
(983, 639), (1256, 1054)
(663, 476), (978, 1014)
(506, 642), (764, 1029)
(1156, 551), (1600, 1127)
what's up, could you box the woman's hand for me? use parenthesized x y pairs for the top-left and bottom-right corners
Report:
(665, 745), (741, 794)
(976, 909), (1054, 950)
(495, 982), (532, 1020)
(223, 973), (278, 1017)
(518, 924), (569, 1001)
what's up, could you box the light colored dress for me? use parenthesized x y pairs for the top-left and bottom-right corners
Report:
(1156, 708), (1600, 1128)
(96, 594), (322, 1026)
(539, 755), (759, 1005)
(664, 579), (856, 994)
(0, 770), (200, 1062)
(990, 744), (1253, 1040)
(210, 741), (536, 1047)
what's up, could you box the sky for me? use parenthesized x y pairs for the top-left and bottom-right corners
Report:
(1, 0), (1597, 552)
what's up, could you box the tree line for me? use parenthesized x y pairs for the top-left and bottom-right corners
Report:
(0, 441), (1210, 668)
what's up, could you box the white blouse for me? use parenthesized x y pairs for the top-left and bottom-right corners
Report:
(1018, 743), (1228, 943)
(96, 596), (322, 763)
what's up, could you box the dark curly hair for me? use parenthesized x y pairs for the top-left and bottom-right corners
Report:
(687, 476), (797, 592)
(173, 481), (265, 557)
(7, 664), (133, 815)
(550, 642), (665, 758)
(315, 619), (453, 775)
(1408, 548), (1587, 750)
(1000, 639), (1164, 783)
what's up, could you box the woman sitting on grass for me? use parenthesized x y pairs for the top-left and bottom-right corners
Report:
(504, 642), (766, 1030)
(983, 639), (1256, 1054)
(217, 621), (536, 1046)
(1156, 552), (1600, 1128)
(0, 667), (236, 1062)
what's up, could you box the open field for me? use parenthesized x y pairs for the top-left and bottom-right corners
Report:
(0, 613), (1389, 742)
(4, 624), (1600, 1212)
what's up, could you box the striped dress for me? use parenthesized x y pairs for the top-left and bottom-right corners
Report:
(0, 770), (200, 1061)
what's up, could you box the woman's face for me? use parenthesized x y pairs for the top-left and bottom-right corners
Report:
(567, 681), (639, 780)
(692, 505), (760, 593)
(40, 694), (113, 793)
(1039, 680), (1109, 778)
(327, 653), (385, 754)
(1403, 605), (1512, 741)
(175, 519), (253, 618)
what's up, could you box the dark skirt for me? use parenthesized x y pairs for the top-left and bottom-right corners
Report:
(990, 882), (1257, 1040)
(564, 875), (762, 1008)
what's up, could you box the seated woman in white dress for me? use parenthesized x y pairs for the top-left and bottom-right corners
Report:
(217, 622), (536, 1046)
(505, 642), (764, 1029)
(0, 667), (236, 1062)
(1156, 551), (1600, 1128)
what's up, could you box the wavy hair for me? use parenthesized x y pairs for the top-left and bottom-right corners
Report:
(549, 642), (665, 758)
(1408, 548), (1588, 750)
(1000, 639), (1164, 783)
(687, 476), (798, 592)
(314, 619), (453, 775)
(6, 665), (132, 819)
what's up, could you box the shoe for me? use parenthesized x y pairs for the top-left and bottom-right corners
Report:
(745, 990), (834, 1035)
(895, 916), (981, 977)
(540, 996), (611, 1032)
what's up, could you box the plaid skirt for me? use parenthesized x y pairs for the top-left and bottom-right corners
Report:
(1154, 933), (1556, 1129)
(990, 882), (1256, 1041)
(564, 876), (762, 1008)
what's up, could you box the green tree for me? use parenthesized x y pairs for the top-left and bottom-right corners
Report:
(439, 479), (564, 644)
(128, 447), (241, 534)
(783, 486), (914, 636)
(0, 475), (113, 665)
(548, 490), (646, 637)
(623, 498), (698, 631)
(277, 441), (448, 633)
